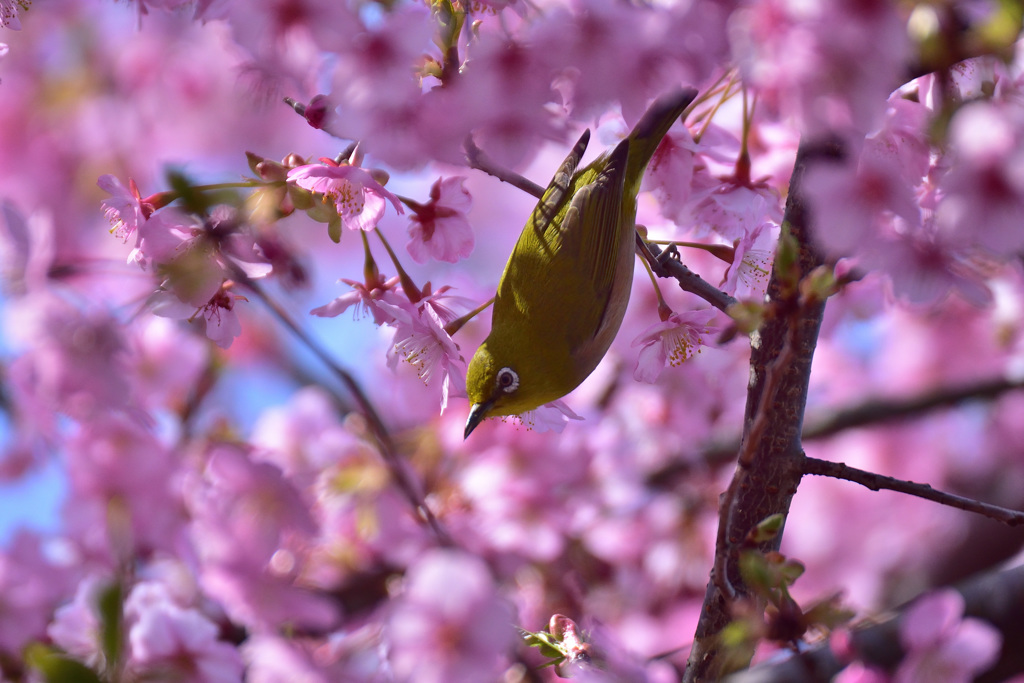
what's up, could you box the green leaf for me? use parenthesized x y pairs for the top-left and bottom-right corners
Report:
(98, 580), (124, 670)
(773, 221), (800, 295)
(26, 645), (103, 683)
(746, 514), (786, 544)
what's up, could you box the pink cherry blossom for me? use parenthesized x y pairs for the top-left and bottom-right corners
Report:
(47, 574), (107, 667)
(0, 201), (56, 295)
(406, 177), (474, 264)
(731, 0), (910, 137)
(378, 299), (466, 413)
(803, 153), (921, 258)
(515, 399), (585, 434)
(63, 416), (188, 559)
(150, 284), (245, 350)
(0, 531), (75, 653)
(632, 308), (720, 383)
(288, 163), (404, 232)
(721, 222), (775, 297)
(6, 295), (134, 421)
(864, 94), (932, 187)
(310, 274), (402, 325)
(1, 0), (27, 29)
(98, 175), (144, 242)
(187, 445), (316, 569)
(690, 179), (783, 243)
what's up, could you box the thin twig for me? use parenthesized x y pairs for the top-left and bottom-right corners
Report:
(648, 375), (1024, 488)
(231, 270), (454, 547)
(803, 376), (1024, 441)
(464, 135), (545, 198)
(803, 456), (1024, 526)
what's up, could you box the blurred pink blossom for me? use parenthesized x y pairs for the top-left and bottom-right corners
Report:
(388, 550), (515, 683)
(187, 446), (337, 632)
(0, 532), (74, 653)
(895, 589), (1001, 683)
(48, 574), (106, 668)
(936, 100), (1024, 255)
(6, 296), (135, 421)
(803, 153), (921, 258)
(126, 581), (244, 682)
(64, 416), (188, 559)
(731, 0), (910, 137)
(406, 177), (474, 265)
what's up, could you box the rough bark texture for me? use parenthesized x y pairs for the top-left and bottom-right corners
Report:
(683, 138), (842, 682)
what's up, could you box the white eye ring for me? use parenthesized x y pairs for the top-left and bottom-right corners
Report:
(496, 367), (519, 393)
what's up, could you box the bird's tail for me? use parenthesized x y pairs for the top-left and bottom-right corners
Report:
(624, 87), (699, 198)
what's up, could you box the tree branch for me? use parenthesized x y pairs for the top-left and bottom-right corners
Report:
(464, 135), (545, 198)
(639, 237), (739, 313)
(803, 456), (1024, 526)
(803, 376), (1024, 441)
(648, 375), (1024, 488)
(683, 138), (840, 681)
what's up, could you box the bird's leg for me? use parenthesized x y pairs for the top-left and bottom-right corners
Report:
(634, 230), (679, 279)
(445, 296), (496, 337)
(656, 242), (681, 268)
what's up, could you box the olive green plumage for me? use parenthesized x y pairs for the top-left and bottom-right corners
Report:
(465, 88), (698, 438)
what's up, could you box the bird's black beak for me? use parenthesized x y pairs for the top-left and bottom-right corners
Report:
(464, 401), (491, 439)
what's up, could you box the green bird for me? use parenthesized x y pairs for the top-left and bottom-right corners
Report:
(464, 87), (699, 439)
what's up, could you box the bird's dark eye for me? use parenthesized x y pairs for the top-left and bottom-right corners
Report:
(496, 367), (519, 393)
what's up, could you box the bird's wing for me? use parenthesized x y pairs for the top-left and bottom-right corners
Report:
(558, 137), (630, 335)
(527, 130), (591, 257)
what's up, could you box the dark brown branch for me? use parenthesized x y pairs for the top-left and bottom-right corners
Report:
(639, 237), (739, 313)
(683, 138), (839, 682)
(803, 376), (1024, 441)
(713, 313), (803, 600)
(648, 375), (1024, 488)
(803, 456), (1024, 526)
(464, 135), (545, 198)
(722, 563), (1024, 683)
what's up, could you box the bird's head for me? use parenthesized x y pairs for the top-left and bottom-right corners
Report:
(464, 340), (567, 438)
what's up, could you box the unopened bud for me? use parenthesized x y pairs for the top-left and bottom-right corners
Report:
(246, 151), (267, 176)
(369, 168), (391, 186)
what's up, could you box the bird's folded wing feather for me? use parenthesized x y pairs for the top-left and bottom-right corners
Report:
(558, 137), (630, 340)
(528, 130), (590, 258)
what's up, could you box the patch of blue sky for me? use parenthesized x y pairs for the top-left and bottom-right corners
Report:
(0, 456), (67, 546)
